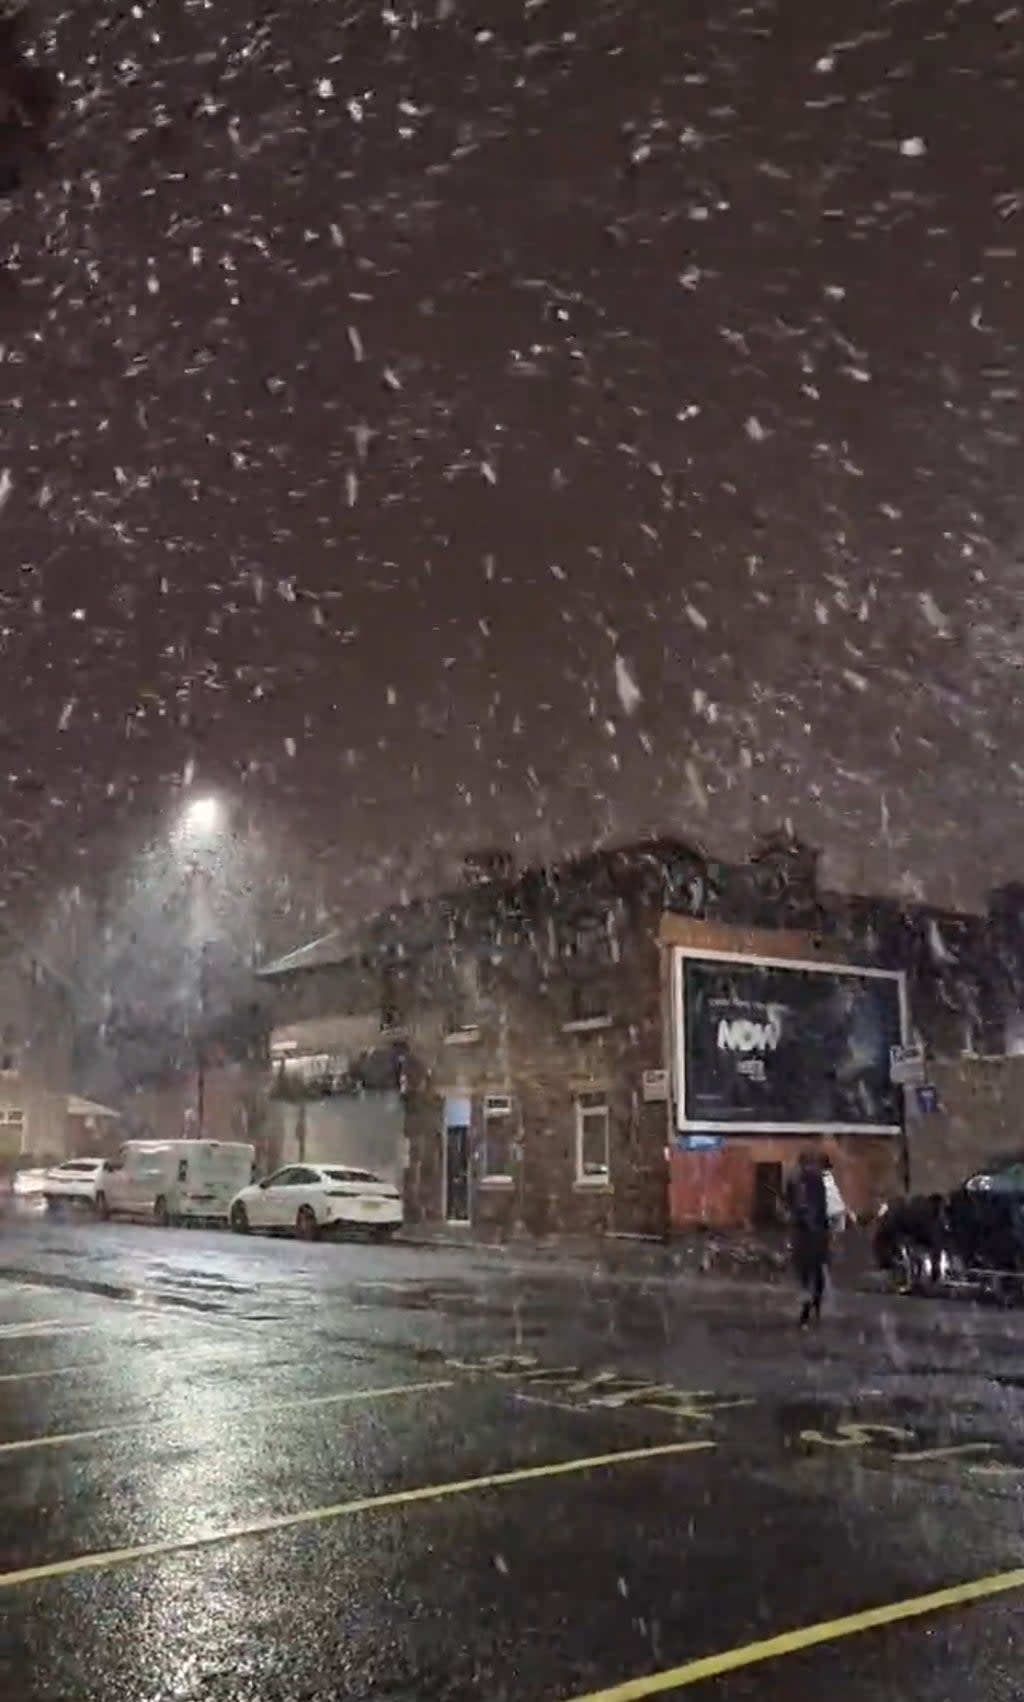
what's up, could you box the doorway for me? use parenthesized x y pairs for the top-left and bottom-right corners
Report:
(752, 1161), (783, 1228)
(443, 1096), (471, 1223)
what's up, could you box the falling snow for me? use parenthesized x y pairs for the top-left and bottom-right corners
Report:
(0, 0), (1020, 923)
(614, 656), (642, 717)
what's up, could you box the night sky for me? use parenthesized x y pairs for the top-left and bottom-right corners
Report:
(2, 0), (1022, 928)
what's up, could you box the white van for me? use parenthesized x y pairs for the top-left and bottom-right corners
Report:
(99, 1140), (256, 1226)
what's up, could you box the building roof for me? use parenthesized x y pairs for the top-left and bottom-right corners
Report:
(67, 1095), (120, 1119)
(256, 837), (711, 979)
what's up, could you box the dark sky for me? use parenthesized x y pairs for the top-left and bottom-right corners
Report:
(2, 0), (1022, 925)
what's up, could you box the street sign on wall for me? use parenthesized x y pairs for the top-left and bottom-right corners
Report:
(889, 1043), (926, 1087)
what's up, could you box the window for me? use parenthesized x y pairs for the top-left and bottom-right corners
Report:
(321, 1167), (381, 1184)
(482, 1094), (514, 1181)
(177, 1158), (189, 1183)
(575, 1092), (610, 1185)
(379, 965), (402, 1032)
(0, 1108), (24, 1126)
(567, 980), (610, 1024)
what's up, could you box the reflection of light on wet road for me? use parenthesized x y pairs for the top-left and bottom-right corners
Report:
(0, 1379), (453, 1456)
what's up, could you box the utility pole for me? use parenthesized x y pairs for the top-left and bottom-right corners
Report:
(196, 940), (209, 1138)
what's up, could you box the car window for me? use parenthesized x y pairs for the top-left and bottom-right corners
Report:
(290, 1167), (321, 1185)
(321, 1167), (381, 1184)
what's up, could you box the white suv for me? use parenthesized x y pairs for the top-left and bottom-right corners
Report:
(42, 1158), (116, 1213)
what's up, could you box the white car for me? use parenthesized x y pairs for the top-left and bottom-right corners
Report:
(229, 1163), (403, 1241)
(42, 1158), (116, 1212)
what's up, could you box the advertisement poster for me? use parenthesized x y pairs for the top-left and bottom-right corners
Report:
(675, 952), (905, 1134)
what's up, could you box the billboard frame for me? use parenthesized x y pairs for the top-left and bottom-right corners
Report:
(671, 947), (909, 1135)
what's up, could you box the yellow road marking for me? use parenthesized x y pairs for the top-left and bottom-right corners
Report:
(0, 1366), (85, 1386)
(0, 1322), (93, 1340)
(800, 1422), (913, 1450)
(0, 1439), (713, 1590)
(560, 1567), (1024, 1701)
(898, 1443), (996, 1464)
(0, 1379), (454, 1457)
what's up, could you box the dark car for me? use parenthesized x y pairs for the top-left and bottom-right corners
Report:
(875, 1159), (1024, 1289)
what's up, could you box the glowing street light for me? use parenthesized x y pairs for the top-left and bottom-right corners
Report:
(181, 795), (222, 839)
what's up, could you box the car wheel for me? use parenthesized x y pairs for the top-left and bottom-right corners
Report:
(43, 1194), (57, 1212)
(94, 1191), (109, 1220)
(230, 1202), (249, 1235)
(370, 1224), (397, 1243)
(892, 1238), (928, 1292)
(153, 1195), (169, 1228)
(296, 1204), (319, 1242)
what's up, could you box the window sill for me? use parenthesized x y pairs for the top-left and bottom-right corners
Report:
(479, 1175), (515, 1189)
(562, 1015), (613, 1034)
(574, 1178), (613, 1192)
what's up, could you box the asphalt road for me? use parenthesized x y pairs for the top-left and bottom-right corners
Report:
(1, 1214), (1023, 1700)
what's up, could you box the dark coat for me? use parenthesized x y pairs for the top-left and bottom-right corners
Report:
(787, 1165), (830, 1266)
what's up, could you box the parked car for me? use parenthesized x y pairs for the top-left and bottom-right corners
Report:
(42, 1158), (117, 1213)
(875, 1158), (1024, 1287)
(8, 1166), (50, 1212)
(229, 1163), (403, 1241)
(99, 1139), (256, 1225)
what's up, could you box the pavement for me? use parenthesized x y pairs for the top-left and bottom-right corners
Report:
(0, 1214), (1023, 1700)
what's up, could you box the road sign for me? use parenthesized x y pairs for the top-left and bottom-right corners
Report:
(890, 1043), (926, 1087)
(915, 1083), (941, 1116)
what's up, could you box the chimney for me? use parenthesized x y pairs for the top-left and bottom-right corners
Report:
(461, 849), (515, 887)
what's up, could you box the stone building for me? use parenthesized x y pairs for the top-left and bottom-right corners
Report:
(259, 837), (1024, 1237)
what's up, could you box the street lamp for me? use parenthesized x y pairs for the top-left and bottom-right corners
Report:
(175, 794), (225, 1137)
(181, 795), (222, 840)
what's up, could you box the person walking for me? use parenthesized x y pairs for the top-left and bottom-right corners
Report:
(787, 1150), (830, 1327)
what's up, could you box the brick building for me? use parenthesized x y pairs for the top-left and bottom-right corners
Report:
(259, 837), (1024, 1238)
(0, 940), (77, 1169)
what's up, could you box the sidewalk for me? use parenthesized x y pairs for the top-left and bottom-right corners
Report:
(401, 1222), (875, 1286)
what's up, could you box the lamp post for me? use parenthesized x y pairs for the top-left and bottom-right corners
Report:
(177, 795), (224, 1140)
(196, 939), (210, 1138)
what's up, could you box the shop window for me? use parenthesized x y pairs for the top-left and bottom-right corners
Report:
(575, 1092), (610, 1185)
(481, 1094), (514, 1181)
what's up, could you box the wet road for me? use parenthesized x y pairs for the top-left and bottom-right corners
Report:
(1, 1216), (1022, 1700)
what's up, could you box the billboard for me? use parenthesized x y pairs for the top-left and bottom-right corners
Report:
(673, 949), (906, 1134)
